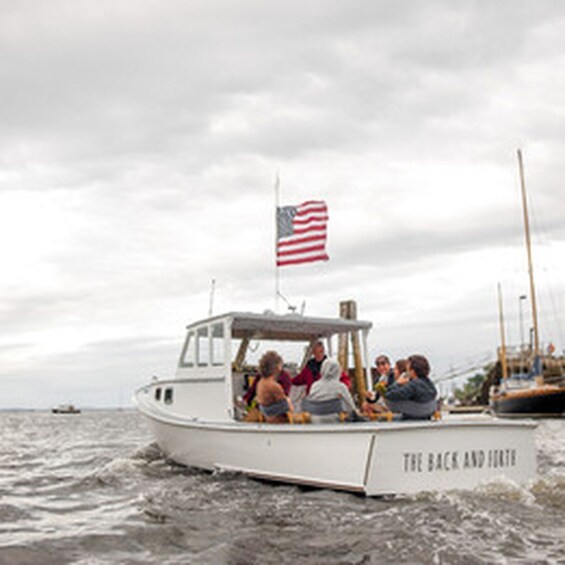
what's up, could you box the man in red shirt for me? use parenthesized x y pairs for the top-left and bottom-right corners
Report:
(292, 341), (351, 393)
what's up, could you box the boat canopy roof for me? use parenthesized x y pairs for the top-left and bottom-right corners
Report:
(187, 311), (372, 341)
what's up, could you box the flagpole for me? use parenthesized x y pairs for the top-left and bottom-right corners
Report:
(274, 173), (280, 313)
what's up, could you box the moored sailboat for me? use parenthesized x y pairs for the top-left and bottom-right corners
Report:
(490, 150), (565, 418)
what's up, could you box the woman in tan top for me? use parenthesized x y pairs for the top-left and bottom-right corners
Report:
(256, 351), (294, 423)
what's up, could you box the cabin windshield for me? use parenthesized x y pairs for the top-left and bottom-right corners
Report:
(178, 321), (227, 371)
(211, 323), (225, 366)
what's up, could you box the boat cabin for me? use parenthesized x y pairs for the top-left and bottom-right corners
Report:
(149, 311), (373, 423)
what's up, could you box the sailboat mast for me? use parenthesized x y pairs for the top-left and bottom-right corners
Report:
(497, 282), (509, 381)
(517, 149), (540, 361)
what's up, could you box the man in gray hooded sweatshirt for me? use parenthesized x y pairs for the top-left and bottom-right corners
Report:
(306, 358), (357, 421)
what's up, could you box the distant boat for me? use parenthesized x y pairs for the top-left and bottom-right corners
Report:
(52, 404), (81, 414)
(490, 150), (565, 418)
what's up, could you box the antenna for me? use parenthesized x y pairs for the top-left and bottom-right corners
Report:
(277, 290), (297, 313)
(208, 278), (216, 317)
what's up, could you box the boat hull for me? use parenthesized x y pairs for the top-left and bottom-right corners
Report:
(491, 387), (565, 418)
(136, 397), (537, 496)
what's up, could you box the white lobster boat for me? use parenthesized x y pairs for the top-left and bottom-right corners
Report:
(134, 311), (537, 496)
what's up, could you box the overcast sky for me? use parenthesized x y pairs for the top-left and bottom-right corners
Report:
(2, 0), (565, 408)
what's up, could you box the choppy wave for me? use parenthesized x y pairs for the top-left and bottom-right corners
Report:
(0, 411), (563, 564)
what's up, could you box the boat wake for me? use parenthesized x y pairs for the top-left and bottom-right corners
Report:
(1, 411), (563, 564)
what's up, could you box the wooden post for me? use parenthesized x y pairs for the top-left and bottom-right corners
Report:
(234, 336), (250, 371)
(349, 302), (367, 406)
(339, 300), (367, 407)
(338, 301), (349, 370)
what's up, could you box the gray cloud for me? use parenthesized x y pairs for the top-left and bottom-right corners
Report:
(1, 335), (179, 409)
(1, 0), (565, 407)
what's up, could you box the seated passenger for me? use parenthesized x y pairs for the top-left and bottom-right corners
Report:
(292, 341), (351, 393)
(372, 354), (395, 388)
(393, 358), (408, 382)
(256, 351), (294, 423)
(243, 367), (291, 408)
(384, 355), (437, 420)
(304, 358), (358, 422)
(362, 356), (402, 415)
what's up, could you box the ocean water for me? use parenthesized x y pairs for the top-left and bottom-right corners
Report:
(0, 411), (563, 565)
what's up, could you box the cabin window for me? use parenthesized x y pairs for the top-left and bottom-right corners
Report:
(164, 388), (173, 404)
(155, 387), (162, 401)
(197, 326), (209, 367)
(211, 323), (225, 366)
(179, 331), (196, 367)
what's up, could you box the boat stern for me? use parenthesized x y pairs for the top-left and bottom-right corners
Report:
(364, 418), (537, 496)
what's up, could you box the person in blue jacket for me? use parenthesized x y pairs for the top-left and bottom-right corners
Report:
(384, 355), (437, 420)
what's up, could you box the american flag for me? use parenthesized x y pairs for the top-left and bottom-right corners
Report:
(276, 200), (329, 267)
